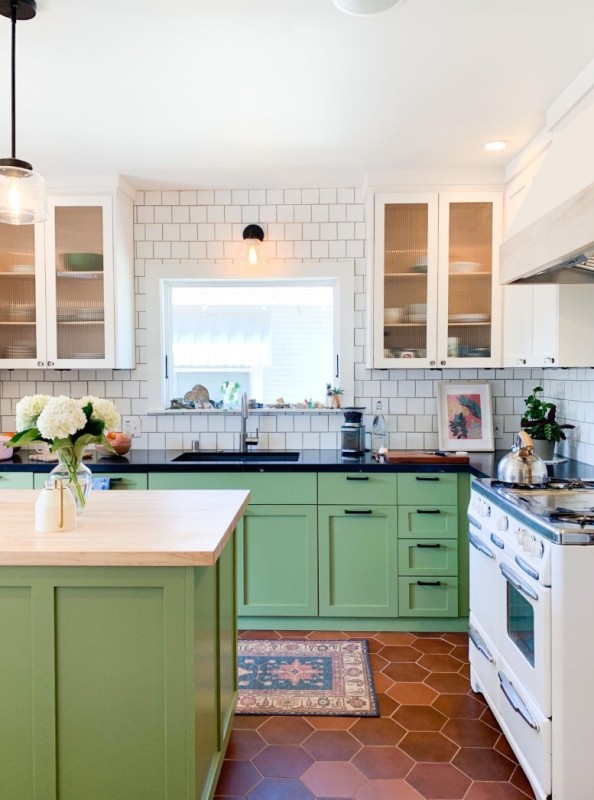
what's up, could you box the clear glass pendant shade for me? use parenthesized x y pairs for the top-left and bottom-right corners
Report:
(0, 162), (47, 225)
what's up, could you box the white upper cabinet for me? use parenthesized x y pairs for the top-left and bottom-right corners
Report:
(369, 191), (503, 369)
(0, 183), (134, 369)
(503, 284), (594, 368)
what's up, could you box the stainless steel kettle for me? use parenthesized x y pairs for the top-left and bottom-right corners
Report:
(496, 430), (548, 485)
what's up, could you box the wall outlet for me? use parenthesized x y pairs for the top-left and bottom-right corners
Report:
(122, 416), (141, 437)
(493, 416), (503, 437)
(375, 400), (383, 412)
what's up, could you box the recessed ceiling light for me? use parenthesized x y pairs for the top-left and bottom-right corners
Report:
(483, 140), (508, 152)
(333, 0), (405, 16)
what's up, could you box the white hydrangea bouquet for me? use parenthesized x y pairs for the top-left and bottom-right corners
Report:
(6, 395), (120, 509)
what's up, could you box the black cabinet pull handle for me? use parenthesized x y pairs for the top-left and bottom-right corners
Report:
(415, 476), (439, 481)
(416, 509), (441, 514)
(345, 509), (373, 515)
(416, 543), (441, 548)
(416, 580), (442, 586)
(110, 477), (123, 482)
(346, 476), (369, 481)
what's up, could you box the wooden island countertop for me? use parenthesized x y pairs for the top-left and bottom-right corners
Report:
(0, 488), (250, 567)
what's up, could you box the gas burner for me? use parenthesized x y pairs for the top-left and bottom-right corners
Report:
(491, 480), (549, 490)
(549, 510), (594, 528)
(547, 479), (594, 491)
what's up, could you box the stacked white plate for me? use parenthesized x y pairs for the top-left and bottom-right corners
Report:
(449, 313), (490, 323)
(75, 307), (104, 322)
(71, 352), (104, 359)
(5, 343), (36, 358)
(450, 262), (481, 274)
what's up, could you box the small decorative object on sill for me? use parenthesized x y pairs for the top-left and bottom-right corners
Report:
(35, 478), (76, 532)
(331, 386), (344, 409)
(6, 394), (120, 512)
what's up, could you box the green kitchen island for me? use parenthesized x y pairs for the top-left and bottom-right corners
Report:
(0, 488), (250, 800)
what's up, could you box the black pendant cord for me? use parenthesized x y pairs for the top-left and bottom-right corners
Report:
(10, 0), (16, 159)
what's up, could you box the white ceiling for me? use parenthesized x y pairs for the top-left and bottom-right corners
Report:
(1, 0), (593, 188)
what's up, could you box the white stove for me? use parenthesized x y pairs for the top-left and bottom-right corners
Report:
(468, 477), (594, 800)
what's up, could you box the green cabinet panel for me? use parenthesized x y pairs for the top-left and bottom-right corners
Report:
(397, 472), (458, 506)
(149, 471), (316, 505)
(0, 586), (34, 800)
(0, 472), (33, 489)
(0, 533), (237, 800)
(398, 505), (458, 538)
(398, 577), (459, 617)
(237, 505), (318, 616)
(33, 472), (148, 490)
(318, 505), (398, 617)
(397, 539), (458, 577)
(318, 472), (397, 505)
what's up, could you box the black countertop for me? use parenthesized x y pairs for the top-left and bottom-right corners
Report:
(2, 448), (594, 481)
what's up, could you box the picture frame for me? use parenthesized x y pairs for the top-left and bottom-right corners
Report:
(436, 381), (494, 452)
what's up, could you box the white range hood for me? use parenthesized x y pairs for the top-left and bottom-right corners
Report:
(501, 99), (594, 285)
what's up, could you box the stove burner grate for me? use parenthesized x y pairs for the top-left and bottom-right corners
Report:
(492, 478), (594, 492)
(549, 509), (594, 528)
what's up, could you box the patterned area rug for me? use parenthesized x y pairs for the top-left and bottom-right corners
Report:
(236, 639), (379, 716)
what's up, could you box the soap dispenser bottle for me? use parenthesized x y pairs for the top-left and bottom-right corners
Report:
(35, 480), (76, 532)
(371, 413), (387, 453)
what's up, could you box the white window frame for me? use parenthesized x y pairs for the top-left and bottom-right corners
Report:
(145, 261), (355, 413)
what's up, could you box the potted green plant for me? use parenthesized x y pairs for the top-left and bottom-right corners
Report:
(330, 387), (344, 409)
(520, 386), (574, 461)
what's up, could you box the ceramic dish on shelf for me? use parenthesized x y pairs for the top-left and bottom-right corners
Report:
(71, 352), (104, 359)
(62, 252), (103, 272)
(384, 307), (404, 323)
(448, 313), (490, 323)
(11, 264), (35, 274)
(75, 307), (104, 321)
(450, 261), (481, 274)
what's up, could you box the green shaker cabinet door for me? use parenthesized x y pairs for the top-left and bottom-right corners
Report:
(398, 505), (458, 538)
(148, 471), (316, 504)
(397, 473), (458, 505)
(318, 472), (397, 505)
(318, 505), (398, 617)
(398, 539), (458, 577)
(237, 505), (318, 616)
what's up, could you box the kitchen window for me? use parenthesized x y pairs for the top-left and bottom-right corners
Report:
(146, 261), (355, 412)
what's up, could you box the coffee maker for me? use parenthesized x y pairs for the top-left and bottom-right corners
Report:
(341, 407), (366, 455)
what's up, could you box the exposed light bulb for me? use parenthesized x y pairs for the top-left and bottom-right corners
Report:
(483, 140), (508, 152)
(247, 242), (259, 266)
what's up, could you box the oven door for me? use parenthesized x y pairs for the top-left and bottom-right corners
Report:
(468, 517), (500, 646)
(498, 554), (551, 717)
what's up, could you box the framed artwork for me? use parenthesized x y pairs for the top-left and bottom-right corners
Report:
(437, 382), (494, 451)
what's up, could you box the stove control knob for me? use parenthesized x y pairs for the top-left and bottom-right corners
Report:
(530, 537), (544, 558)
(523, 534), (534, 553)
(480, 503), (491, 518)
(516, 528), (527, 545)
(497, 515), (509, 532)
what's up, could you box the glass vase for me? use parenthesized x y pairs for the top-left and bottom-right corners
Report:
(49, 447), (92, 512)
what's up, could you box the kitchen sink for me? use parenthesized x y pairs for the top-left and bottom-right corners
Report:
(172, 451), (301, 463)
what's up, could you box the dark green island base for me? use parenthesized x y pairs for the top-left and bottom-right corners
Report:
(0, 489), (248, 800)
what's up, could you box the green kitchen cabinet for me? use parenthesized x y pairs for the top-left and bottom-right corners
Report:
(398, 505), (459, 538)
(398, 576), (459, 617)
(397, 539), (459, 577)
(237, 505), (318, 616)
(148, 471), (316, 504)
(318, 505), (398, 617)
(0, 472), (33, 489)
(33, 472), (148, 490)
(0, 533), (236, 800)
(397, 472), (458, 505)
(317, 472), (397, 505)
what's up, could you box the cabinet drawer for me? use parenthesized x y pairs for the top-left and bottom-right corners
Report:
(0, 472), (33, 489)
(34, 472), (148, 491)
(317, 473), (397, 505)
(398, 577), (459, 617)
(398, 505), (458, 538)
(398, 539), (458, 577)
(148, 471), (316, 504)
(397, 473), (457, 505)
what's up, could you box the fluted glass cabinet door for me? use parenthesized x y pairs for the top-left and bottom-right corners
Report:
(45, 198), (114, 366)
(437, 193), (502, 366)
(373, 193), (439, 367)
(0, 222), (45, 366)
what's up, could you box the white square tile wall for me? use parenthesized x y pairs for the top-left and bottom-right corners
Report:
(0, 188), (588, 461)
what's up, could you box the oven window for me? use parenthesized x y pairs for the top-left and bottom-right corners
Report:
(507, 584), (535, 667)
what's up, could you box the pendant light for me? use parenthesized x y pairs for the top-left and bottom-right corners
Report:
(333, 0), (405, 15)
(242, 224), (265, 267)
(0, 0), (47, 225)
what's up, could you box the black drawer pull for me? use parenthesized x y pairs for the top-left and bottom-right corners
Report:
(344, 509), (373, 515)
(346, 476), (369, 481)
(110, 477), (123, 482)
(415, 476), (439, 482)
(416, 509), (441, 514)
(416, 580), (442, 586)
(416, 543), (441, 549)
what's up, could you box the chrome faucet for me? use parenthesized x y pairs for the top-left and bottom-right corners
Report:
(240, 392), (259, 452)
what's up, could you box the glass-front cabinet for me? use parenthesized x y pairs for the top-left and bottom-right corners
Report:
(370, 191), (503, 368)
(0, 185), (134, 369)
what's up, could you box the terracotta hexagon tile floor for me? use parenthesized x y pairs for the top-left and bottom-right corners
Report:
(214, 631), (537, 800)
